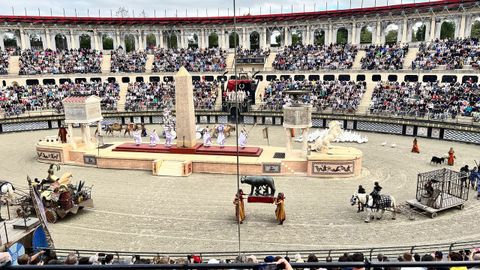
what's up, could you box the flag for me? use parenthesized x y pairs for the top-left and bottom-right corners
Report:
(262, 127), (269, 139)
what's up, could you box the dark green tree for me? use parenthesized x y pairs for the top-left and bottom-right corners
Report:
(124, 35), (135, 52)
(208, 33), (219, 48)
(314, 30), (325, 45)
(250, 32), (260, 50)
(336, 28), (348, 44)
(385, 30), (398, 44)
(471, 21), (480, 39)
(79, 34), (91, 49)
(440, 21), (455, 40)
(229, 32), (239, 48)
(412, 25), (426, 42)
(360, 26), (373, 44)
(102, 35), (113, 50)
(146, 34), (156, 49)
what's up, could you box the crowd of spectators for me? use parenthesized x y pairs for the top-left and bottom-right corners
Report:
(236, 47), (270, 59)
(412, 38), (480, 70)
(0, 48), (9, 75)
(260, 79), (365, 112)
(124, 80), (219, 111)
(370, 80), (480, 120)
(272, 44), (358, 71)
(5, 249), (479, 268)
(152, 48), (227, 73)
(124, 81), (176, 112)
(0, 82), (120, 116)
(19, 49), (103, 75)
(110, 48), (147, 73)
(360, 44), (409, 70)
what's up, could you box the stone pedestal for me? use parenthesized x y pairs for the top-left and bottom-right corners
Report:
(175, 67), (197, 148)
(283, 105), (312, 158)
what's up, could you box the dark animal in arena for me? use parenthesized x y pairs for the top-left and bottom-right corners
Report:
(240, 176), (276, 196)
(430, 156), (445, 165)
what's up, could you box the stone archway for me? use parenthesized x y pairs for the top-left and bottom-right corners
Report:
(313, 29), (325, 46)
(470, 17), (480, 39)
(336, 28), (348, 44)
(384, 24), (399, 44)
(55, 33), (68, 50)
(187, 33), (198, 49)
(146, 33), (156, 49)
(291, 29), (303, 46)
(229, 32), (240, 48)
(3, 31), (18, 50)
(249, 31), (260, 50)
(30, 33), (44, 50)
(165, 33), (178, 49)
(79, 34), (91, 49)
(124, 34), (135, 52)
(411, 22), (427, 42)
(269, 29), (282, 47)
(102, 34), (114, 50)
(440, 20), (456, 40)
(208, 32), (219, 48)
(360, 26), (373, 44)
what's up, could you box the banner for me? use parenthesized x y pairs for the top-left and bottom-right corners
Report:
(262, 127), (269, 139)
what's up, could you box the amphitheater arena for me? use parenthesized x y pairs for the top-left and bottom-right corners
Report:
(0, 0), (480, 260)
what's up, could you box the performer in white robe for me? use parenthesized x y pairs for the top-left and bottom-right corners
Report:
(165, 126), (173, 148)
(217, 125), (226, 148)
(149, 129), (160, 147)
(133, 130), (142, 146)
(238, 128), (248, 148)
(203, 128), (212, 147)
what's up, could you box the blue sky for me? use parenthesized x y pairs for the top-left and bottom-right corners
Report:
(1, 0), (437, 17)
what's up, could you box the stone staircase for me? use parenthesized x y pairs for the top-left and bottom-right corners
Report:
(264, 52), (277, 71)
(116, 83), (129, 112)
(356, 81), (376, 114)
(352, 50), (365, 69)
(101, 53), (111, 73)
(402, 47), (419, 70)
(8, 56), (20, 75)
(226, 53), (235, 70)
(145, 54), (154, 73)
(154, 160), (189, 177)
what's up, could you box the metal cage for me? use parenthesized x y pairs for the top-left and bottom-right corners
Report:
(416, 168), (469, 210)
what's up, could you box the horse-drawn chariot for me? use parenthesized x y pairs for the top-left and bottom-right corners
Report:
(407, 168), (469, 218)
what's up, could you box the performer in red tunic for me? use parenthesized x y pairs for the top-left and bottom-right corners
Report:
(448, 147), (455, 166)
(411, 138), (420, 153)
(58, 126), (68, 143)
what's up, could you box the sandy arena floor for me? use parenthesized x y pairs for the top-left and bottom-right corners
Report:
(1, 125), (479, 252)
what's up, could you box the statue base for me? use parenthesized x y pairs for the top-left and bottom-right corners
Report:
(247, 196), (275, 204)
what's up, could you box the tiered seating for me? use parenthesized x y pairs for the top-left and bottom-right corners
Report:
(19, 49), (102, 75)
(260, 79), (365, 112)
(110, 49), (147, 73)
(272, 44), (358, 71)
(370, 81), (480, 119)
(124, 80), (219, 111)
(0, 82), (120, 116)
(412, 38), (480, 70)
(152, 48), (227, 72)
(360, 44), (409, 70)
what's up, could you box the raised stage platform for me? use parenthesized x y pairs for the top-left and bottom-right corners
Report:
(112, 143), (263, 157)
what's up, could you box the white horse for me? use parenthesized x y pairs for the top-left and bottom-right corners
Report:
(351, 193), (397, 223)
(0, 181), (16, 221)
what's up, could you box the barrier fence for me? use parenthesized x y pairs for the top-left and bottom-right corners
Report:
(27, 240), (480, 264)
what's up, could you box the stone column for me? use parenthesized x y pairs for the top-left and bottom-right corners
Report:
(19, 28), (28, 50)
(262, 27), (268, 49)
(200, 29), (205, 48)
(284, 26), (289, 46)
(402, 18), (408, 43)
(328, 23), (333, 44)
(459, 14), (466, 38)
(375, 20), (382, 44)
(306, 25), (311, 45)
(93, 30), (99, 50)
(70, 30), (76, 49)
(68, 123), (77, 149)
(242, 27), (247, 48)
(45, 29), (51, 49)
(115, 31), (121, 49)
(285, 128), (293, 154)
(302, 128), (309, 158)
(351, 22), (357, 45)
(84, 124), (92, 148)
(175, 67), (197, 148)
(430, 16), (436, 41)
(159, 31), (164, 48)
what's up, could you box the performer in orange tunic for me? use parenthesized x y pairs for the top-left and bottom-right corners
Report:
(233, 189), (245, 224)
(274, 193), (286, 225)
(448, 147), (455, 166)
(411, 138), (420, 153)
